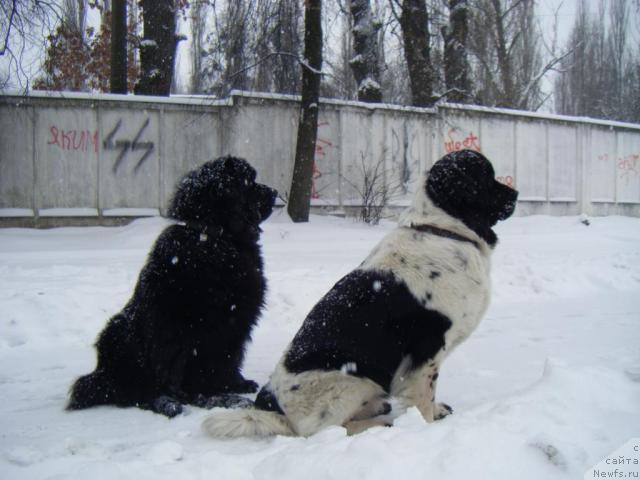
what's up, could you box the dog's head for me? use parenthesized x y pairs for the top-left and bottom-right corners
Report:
(168, 156), (278, 237)
(425, 149), (518, 246)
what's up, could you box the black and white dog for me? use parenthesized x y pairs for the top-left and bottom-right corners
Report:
(67, 156), (277, 417)
(202, 149), (518, 437)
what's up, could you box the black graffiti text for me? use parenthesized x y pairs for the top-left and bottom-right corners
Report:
(103, 118), (155, 174)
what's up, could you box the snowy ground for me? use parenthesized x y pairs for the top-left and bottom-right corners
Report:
(1, 211), (639, 480)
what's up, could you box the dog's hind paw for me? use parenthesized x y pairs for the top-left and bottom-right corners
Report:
(434, 402), (453, 420)
(195, 394), (254, 410)
(153, 396), (183, 418)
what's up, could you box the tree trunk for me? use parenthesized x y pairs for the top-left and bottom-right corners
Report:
(110, 0), (127, 93)
(273, 0), (302, 94)
(349, 0), (382, 103)
(443, 0), (469, 103)
(135, 0), (178, 96)
(287, 0), (323, 223)
(490, 0), (515, 107)
(398, 0), (434, 107)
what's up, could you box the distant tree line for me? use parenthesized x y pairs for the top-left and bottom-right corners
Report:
(1, 0), (639, 122)
(554, 0), (640, 123)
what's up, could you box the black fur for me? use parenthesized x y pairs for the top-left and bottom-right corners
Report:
(67, 156), (277, 417)
(283, 270), (452, 391)
(426, 149), (518, 247)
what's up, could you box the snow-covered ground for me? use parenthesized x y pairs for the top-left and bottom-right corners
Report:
(1, 211), (639, 480)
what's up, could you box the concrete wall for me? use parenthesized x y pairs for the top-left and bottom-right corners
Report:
(1, 90), (639, 226)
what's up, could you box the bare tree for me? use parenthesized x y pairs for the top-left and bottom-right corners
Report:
(468, 0), (565, 110)
(607, 0), (630, 118)
(192, 0), (253, 96)
(555, 0), (639, 122)
(63, 0), (87, 37)
(1, 0), (64, 91)
(189, 0), (206, 93)
(343, 153), (399, 225)
(391, 0), (435, 107)
(110, 0), (127, 93)
(287, 0), (323, 223)
(31, 0), (91, 92)
(271, 0), (302, 94)
(135, 0), (182, 96)
(349, 0), (383, 102)
(321, 1), (357, 99)
(442, 0), (470, 102)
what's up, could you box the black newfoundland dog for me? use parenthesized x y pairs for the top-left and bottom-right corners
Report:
(68, 156), (277, 417)
(202, 149), (518, 437)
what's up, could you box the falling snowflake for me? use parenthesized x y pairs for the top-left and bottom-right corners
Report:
(372, 280), (382, 292)
(171, 256), (179, 265)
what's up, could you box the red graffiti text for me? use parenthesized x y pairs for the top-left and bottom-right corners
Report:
(312, 121), (332, 199)
(444, 129), (481, 153)
(496, 175), (515, 188)
(618, 154), (640, 182)
(48, 126), (99, 153)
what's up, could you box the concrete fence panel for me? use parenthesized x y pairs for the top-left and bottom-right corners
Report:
(98, 108), (160, 213)
(1, 90), (639, 226)
(383, 112), (432, 204)
(160, 109), (223, 214)
(0, 104), (34, 214)
(515, 119), (547, 202)
(589, 127), (617, 203)
(618, 131), (640, 204)
(313, 108), (342, 204)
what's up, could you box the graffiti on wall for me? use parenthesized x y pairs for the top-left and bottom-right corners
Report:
(48, 126), (99, 153)
(103, 118), (154, 174)
(597, 152), (640, 184)
(444, 127), (514, 188)
(46, 119), (155, 175)
(312, 121), (333, 199)
(496, 176), (515, 188)
(618, 154), (640, 182)
(444, 128), (481, 154)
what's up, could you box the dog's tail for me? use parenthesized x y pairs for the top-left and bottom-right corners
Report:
(202, 408), (295, 438)
(67, 370), (119, 410)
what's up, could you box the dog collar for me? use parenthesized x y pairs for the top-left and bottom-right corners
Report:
(410, 223), (480, 250)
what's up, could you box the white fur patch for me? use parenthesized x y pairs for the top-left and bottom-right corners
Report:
(269, 360), (386, 437)
(202, 409), (294, 438)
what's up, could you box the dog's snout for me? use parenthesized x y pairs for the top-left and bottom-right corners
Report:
(258, 184), (278, 203)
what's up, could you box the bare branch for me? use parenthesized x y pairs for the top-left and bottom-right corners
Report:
(0, 0), (18, 56)
(227, 51), (328, 83)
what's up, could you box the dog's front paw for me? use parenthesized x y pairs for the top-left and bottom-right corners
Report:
(233, 378), (259, 394)
(434, 402), (453, 420)
(153, 395), (183, 418)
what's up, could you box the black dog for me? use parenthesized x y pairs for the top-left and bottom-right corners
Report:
(202, 149), (518, 437)
(68, 156), (277, 417)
